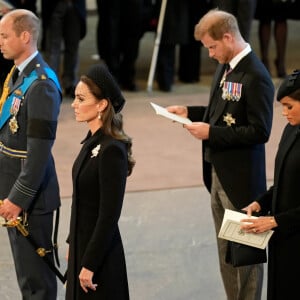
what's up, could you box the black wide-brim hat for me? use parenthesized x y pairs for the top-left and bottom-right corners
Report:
(86, 63), (125, 113)
(277, 69), (300, 101)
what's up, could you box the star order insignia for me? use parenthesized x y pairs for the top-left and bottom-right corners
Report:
(9, 116), (19, 134)
(223, 113), (236, 126)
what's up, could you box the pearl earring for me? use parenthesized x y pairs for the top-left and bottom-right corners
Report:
(98, 112), (101, 120)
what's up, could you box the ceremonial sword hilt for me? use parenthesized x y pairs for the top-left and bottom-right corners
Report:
(0, 199), (29, 235)
(2, 217), (29, 236)
(0, 200), (52, 257)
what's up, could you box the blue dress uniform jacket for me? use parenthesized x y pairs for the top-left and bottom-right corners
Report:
(257, 124), (300, 300)
(187, 51), (274, 209)
(66, 129), (129, 300)
(0, 53), (61, 214)
(0, 53), (61, 299)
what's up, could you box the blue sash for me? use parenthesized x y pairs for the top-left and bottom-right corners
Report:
(0, 67), (61, 130)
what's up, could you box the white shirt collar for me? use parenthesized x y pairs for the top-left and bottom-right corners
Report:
(16, 51), (39, 73)
(228, 43), (251, 70)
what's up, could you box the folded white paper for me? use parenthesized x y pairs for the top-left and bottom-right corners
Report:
(218, 209), (273, 249)
(150, 102), (192, 125)
(0, 0), (14, 9)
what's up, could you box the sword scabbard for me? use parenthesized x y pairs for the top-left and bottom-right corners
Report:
(0, 202), (66, 283)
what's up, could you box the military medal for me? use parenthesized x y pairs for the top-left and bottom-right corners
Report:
(223, 113), (236, 126)
(9, 97), (21, 134)
(222, 81), (242, 101)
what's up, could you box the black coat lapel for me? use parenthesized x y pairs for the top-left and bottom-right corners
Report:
(204, 64), (225, 122)
(274, 125), (299, 184)
(72, 130), (104, 183)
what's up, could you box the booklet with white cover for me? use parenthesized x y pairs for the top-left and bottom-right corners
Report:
(150, 102), (192, 125)
(218, 209), (274, 249)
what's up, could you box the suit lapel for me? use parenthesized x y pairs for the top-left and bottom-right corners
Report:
(72, 130), (104, 183)
(204, 64), (225, 121)
(72, 134), (94, 182)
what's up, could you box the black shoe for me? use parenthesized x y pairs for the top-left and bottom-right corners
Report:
(179, 78), (199, 83)
(158, 83), (172, 92)
(274, 59), (286, 78)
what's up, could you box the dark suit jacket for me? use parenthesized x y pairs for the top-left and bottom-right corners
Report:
(0, 53), (61, 214)
(256, 124), (300, 299)
(188, 51), (274, 209)
(66, 129), (129, 300)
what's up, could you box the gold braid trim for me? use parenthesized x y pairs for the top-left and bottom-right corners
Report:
(0, 65), (16, 114)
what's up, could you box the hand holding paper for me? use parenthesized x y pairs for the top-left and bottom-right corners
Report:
(0, 0), (14, 9)
(150, 102), (192, 125)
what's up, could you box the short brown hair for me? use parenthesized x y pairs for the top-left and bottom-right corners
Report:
(5, 9), (40, 41)
(194, 9), (240, 41)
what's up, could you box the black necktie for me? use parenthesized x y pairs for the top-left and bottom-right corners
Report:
(12, 67), (19, 84)
(226, 64), (233, 75)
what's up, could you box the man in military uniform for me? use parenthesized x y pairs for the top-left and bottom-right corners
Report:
(0, 9), (61, 300)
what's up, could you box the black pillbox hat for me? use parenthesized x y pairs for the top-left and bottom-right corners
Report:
(277, 69), (300, 101)
(86, 63), (125, 113)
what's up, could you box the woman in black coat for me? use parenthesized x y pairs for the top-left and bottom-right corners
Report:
(65, 63), (135, 299)
(241, 70), (300, 300)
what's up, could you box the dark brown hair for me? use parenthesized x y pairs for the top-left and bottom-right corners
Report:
(194, 9), (240, 41)
(80, 75), (135, 176)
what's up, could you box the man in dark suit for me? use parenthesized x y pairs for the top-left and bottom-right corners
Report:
(167, 9), (274, 300)
(0, 9), (61, 300)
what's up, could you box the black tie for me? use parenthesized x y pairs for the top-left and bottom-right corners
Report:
(226, 64), (233, 78)
(12, 67), (19, 84)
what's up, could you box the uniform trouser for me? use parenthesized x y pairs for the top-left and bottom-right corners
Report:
(210, 167), (263, 300)
(46, 1), (81, 89)
(96, 0), (142, 85)
(7, 213), (57, 300)
(178, 42), (201, 82)
(156, 44), (176, 89)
